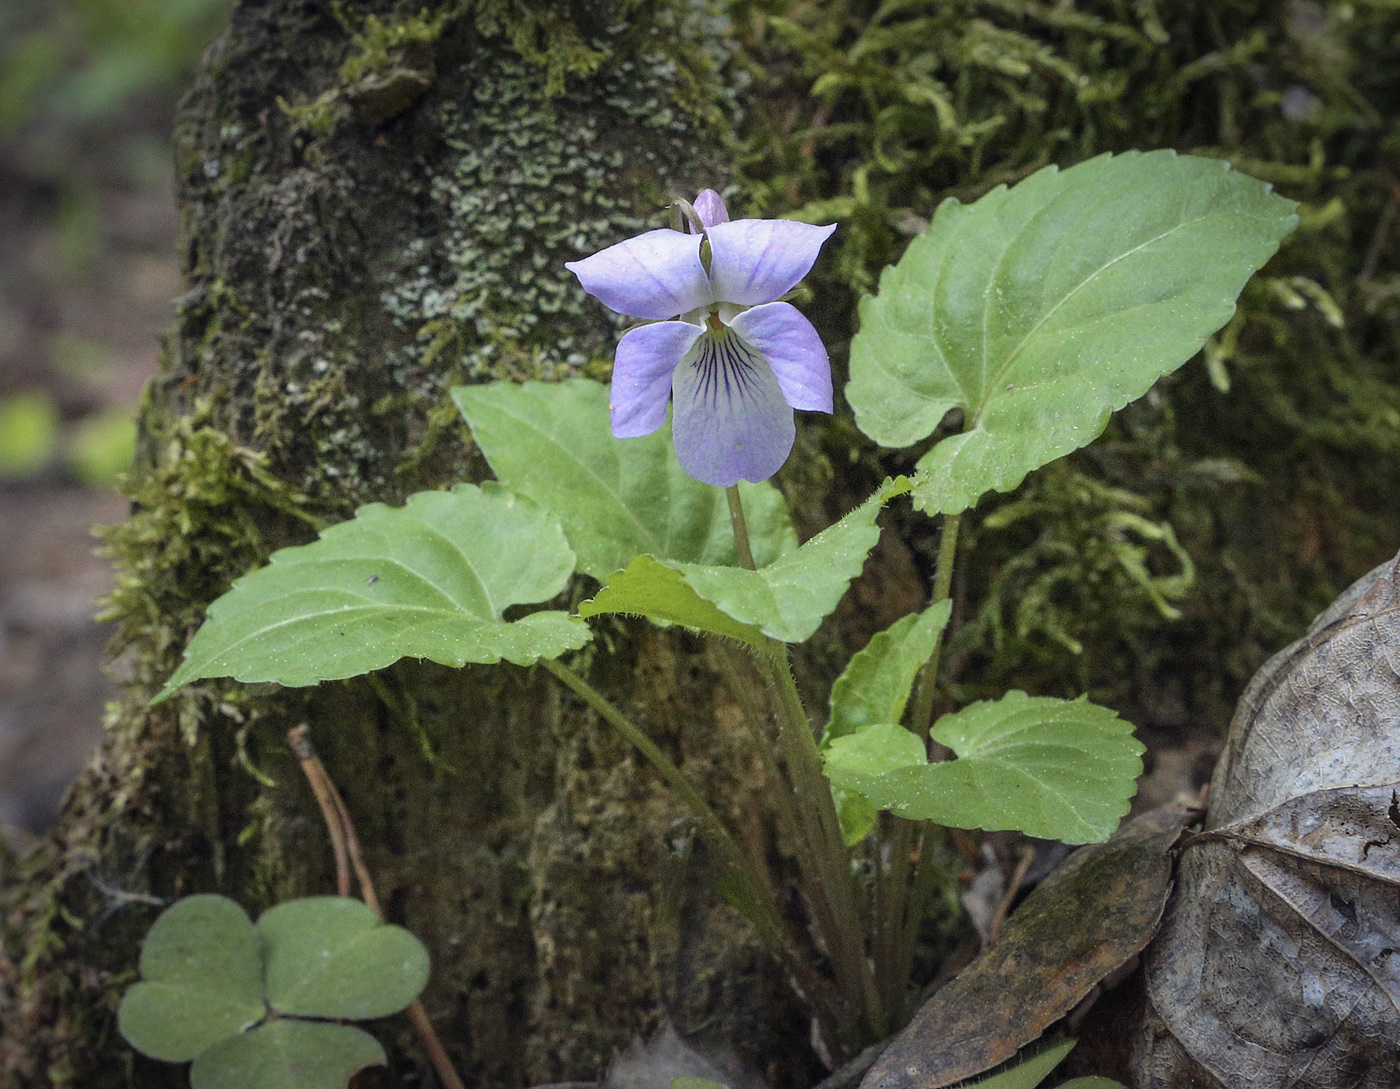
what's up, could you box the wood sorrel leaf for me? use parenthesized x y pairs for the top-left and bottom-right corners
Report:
(259, 897), (428, 1019)
(825, 692), (1143, 843)
(453, 378), (796, 579)
(190, 1020), (384, 1089)
(847, 150), (1298, 515)
(579, 478), (909, 645)
(156, 483), (587, 698)
(825, 601), (952, 742)
(117, 895), (266, 1063)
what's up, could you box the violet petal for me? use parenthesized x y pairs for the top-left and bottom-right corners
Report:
(727, 302), (833, 413)
(706, 219), (837, 306)
(565, 229), (712, 319)
(671, 330), (796, 487)
(694, 189), (730, 228)
(610, 321), (703, 438)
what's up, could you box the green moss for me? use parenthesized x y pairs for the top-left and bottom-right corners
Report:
(730, 0), (1400, 725)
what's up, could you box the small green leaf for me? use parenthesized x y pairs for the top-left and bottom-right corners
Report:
(847, 150), (1298, 515)
(834, 789), (879, 847)
(453, 378), (796, 578)
(190, 1020), (385, 1089)
(1057, 1080), (1130, 1088)
(674, 479), (910, 644)
(259, 897), (429, 1020)
(117, 895), (265, 1063)
(580, 479), (909, 645)
(157, 483), (588, 699)
(966, 1038), (1076, 1089)
(827, 693), (1143, 844)
(577, 555), (764, 648)
(826, 602), (952, 741)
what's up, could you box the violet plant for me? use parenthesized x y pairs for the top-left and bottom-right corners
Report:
(130, 150), (1297, 1086)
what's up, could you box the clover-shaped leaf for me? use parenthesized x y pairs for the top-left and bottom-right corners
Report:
(454, 378), (796, 579)
(259, 897), (429, 1019)
(117, 895), (266, 1063)
(190, 1020), (385, 1089)
(157, 482), (587, 698)
(848, 150), (1297, 515)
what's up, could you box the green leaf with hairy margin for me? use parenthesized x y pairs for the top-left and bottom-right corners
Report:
(453, 378), (796, 578)
(965, 1038), (1077, 1089)
(190, 1020), (384, 1089)
(157, 483), (587, 698)
(826, 601), (952, 741)
(675, 478), (910, 643)
(259, 897), (429, 1020)
(824, 692), (1142, 843)
(579, 479), (909, 645)
(118, 895), (266, 1063)
(847, 150), (1298, 515)
(577, 555), (764, 648)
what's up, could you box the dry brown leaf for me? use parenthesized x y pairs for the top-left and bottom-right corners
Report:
(862, 806), (1186, 1089)
(1134, 552), (1400, 1088)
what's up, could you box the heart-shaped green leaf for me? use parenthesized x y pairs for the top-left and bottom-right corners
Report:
(117, 895), (266, 1063)
(453, 378), (796, 579)
(825, 692), (1143, 843)
(847, 150), (1298, 515)
(579, 480), (908, 645)
(826, 601), (952, 742)
(258, 897), (429, 1019)
(157, 483), (588, 698)
(190, 1020), (385, 1089)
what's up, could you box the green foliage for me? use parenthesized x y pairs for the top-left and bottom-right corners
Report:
(966, 1038), (1076, 1089)
(0, 0), (230, 135)
(69, 402), (137, 486)
(119, 894), (427, 1088)
(826, 602), (951, 741)
(156, 483), (587, 698)
(824, 692), (1142, 843)
(453, 378), (795, 580)
(0, 390), (59, 477)
(848, 151), (1297, 515)
(117, 895), (264, 1063)
(189, 1021), (385, 1089)
(260, 898), (429, 1019)
(579, 479), (907, 645)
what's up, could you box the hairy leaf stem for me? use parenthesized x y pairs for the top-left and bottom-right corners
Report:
(874, 509), (962, 1024)
(726, 484), (886, 1047)
(539, 657), (844, 1041)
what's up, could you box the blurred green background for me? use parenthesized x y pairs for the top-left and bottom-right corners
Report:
(0, 0), (230, 834)
(0, 0), (231, 484)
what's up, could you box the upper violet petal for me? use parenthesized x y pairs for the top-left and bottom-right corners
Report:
(727, 302), (833, 413)
(694, 189), (730, 228)
(707, 219), (837, 306)
(565, 229), (712, 320)
(671, 330), (796, 487)
(611, 321), (702, 438)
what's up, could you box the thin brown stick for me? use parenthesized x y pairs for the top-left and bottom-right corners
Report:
(290, 725), (468, 1089)
(985, 845), (1035, 946)
(289, 724), (350, 896)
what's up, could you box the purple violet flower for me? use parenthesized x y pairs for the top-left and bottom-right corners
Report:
(566, 190), (836, 488)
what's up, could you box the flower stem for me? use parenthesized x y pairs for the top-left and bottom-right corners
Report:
(538, 656), (844, 1040)
(725, 483), (885, 1047)
(871, 510), (962, 1023)
(725, 485), (757, 570)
